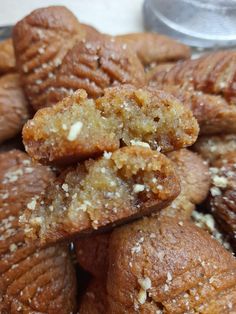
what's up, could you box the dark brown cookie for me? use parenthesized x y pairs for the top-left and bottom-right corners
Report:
(107, 216), (236, 313)
(0, 73), (29, 144)
(0, 150), (77, 313)
(0, 39), (16, 74)
(116, 32), (190, 66)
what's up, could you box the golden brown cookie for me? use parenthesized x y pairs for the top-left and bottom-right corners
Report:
(193, 134), (236, 163)
(52, 36), (145, 101)
(0, 38), (16, 74)
(116, 33), (190, 66)
(13, 6), (146, 111)
(148, 83), (236, 135)
(20, 146), (180, 244)
(0, 150), (77, 313)
(208, 152), (236, 247)
(23, 86), (199, 165)
(12, 6), (84, 111)
(107, 216), (236, 313)
(75, 149), (210, 281)
(0, 73), (29, 144)
(151, 50), (236, 102)
(148, 51), (236, 135)
(162, 149), (210, 219)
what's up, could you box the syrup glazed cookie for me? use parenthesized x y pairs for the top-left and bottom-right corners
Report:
(23, 86), (199, 166)
(115, 33), (190, 66)
(107, 216), (236, 313)
(193, 134), (236, 163)
(75, 149), (210, 285)
(20, 146), (180, 244)
(161, 149), (210, 219)
(12, 6), (85, 111)
(12, 6), (146, 111)
(0, 150), (77, 313)
(0, 39), (16, 74)
(0, 73), (29, 144)
(149, 51), (236, 135)
(51, 36), (146, 102)
(208, 152), (236, 248)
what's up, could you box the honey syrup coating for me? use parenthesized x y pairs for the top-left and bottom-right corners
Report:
(0, 39), (16, 74)
(20, 146), (180, 244)
(0, 150), (77, 313)
(115, 33), (191, 66)
(23, 86), (199, 166)
(12, 5), (85, 111)
(193, 134), (236, 163)
(0, 73), (29, 144)
(75, 149), (210, 281)
(208, 152), (236, 247)
(148, 51), (236, 135)
(107, 216), (236, 313)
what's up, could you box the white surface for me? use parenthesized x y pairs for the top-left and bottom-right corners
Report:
(0, 0), (144, 34)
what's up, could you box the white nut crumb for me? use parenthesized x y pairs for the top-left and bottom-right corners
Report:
(212, 175), (228, 188)
(210, 186), (221, 197)
(133, 184), (145, 193)
(27, 198), (37, 210)
(138, 277), (152, 290)
(103, 151), (112, 159)
(130, 140), (150, 148)
(67, 121), (83, 141)
(167, 271), (172, 282)
(9, 243), (17, 252)
(138, 289), (146, 304)
(62, 183), (69, 192)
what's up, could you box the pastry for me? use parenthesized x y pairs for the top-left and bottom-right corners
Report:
(0, 73), (29, 144)
(0, 150), (77, 313)
(149, 51), (236, 134)
(116, 33), (190, 66)
(20, 146), (180, 244)
(107, 216), (236, 313)
(193, 134), (236, 162)
(0, 39), (16, 74)
(13, 6), (84, 111)
(23, 86), (199, 165)
(208, 152), (236, 247)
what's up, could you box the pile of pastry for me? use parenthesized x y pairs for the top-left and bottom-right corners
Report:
(0, 6), (236, 313)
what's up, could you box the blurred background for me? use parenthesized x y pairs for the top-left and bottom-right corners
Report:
(0, 0), (144, 34)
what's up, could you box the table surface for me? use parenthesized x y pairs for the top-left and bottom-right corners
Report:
(0, 0), (144, 34)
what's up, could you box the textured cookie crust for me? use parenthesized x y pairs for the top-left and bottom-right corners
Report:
(107, 216), (236, 313)
(193, 134), (236, 162)
(149, 51), (236, 135)
(0, 150), (77, 313)
(13, 6), (84, 111)
(0, 73), (29, 144)
(208, 152), (236, 246)
(116, 33), (190, 66)
(0, 39), (16, 74)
